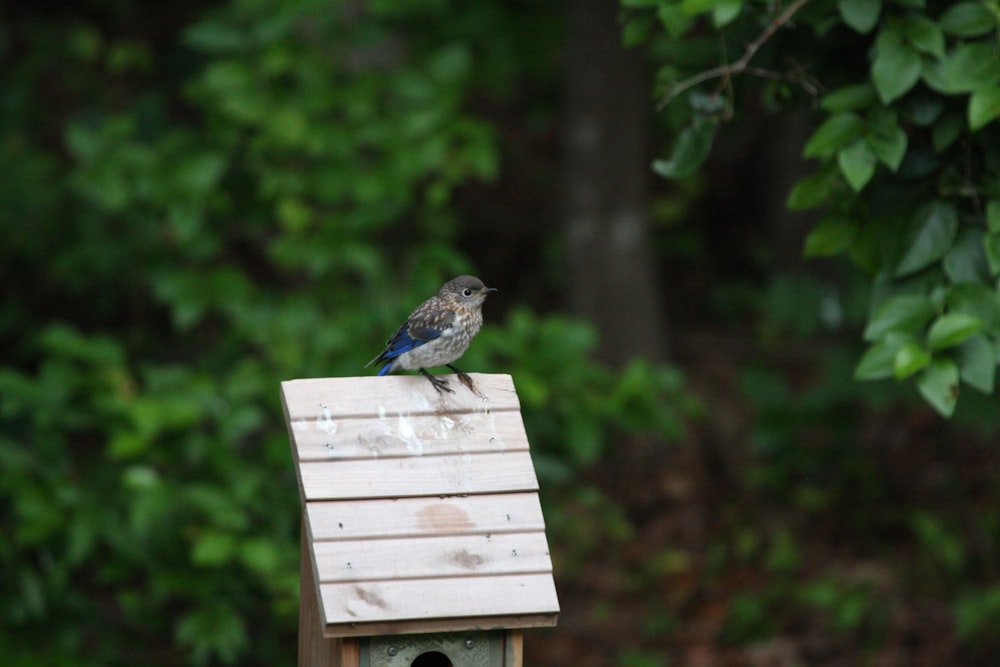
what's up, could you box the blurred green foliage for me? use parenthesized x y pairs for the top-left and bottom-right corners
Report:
(716, 268), (1000, 661)
(0, 1), (689, 665)
(622, 2), (1000, 656)
(630, 0), (1000, 416)
(6, 0), (1000, 664)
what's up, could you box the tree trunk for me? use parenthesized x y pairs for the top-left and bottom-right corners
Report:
(561, 0), (667, 366)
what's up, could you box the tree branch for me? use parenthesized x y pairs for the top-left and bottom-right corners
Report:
(655, 0), (812, 111)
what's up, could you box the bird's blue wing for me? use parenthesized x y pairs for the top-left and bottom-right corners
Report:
(368, 307), (454, 374)
(379, 325), (428, 360)
(375, 325), (420, 375)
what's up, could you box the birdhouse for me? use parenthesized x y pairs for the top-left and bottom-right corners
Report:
(280, 374), (559, 667)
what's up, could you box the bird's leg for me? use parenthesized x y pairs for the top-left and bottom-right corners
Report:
(447, 364), (477, 393)
(419, 368), (453, 394)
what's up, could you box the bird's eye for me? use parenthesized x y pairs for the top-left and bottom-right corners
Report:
(462, 288), (473, 297)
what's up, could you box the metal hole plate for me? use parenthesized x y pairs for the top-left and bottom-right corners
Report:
(361, 631), (503, 667)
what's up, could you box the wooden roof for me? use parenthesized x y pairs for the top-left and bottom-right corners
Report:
(281, 373), (560, 637)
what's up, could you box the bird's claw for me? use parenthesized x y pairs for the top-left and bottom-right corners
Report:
(457, 371), (476, 392)
(421, 369), (454, 394)
(448, 365), (482, 397)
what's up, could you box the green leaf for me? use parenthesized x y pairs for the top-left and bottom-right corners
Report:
(923, 43), (1000, 95)
(122, 465), (161, 489)
(623, 17), (654, 47)
(804, 112), (864, 158)
(192, 531), (236, 566)
(69, 24), (103, 62)
(652, 116), (715, 179)
(872, 25), (923, 103)
(680, 0), (724, 16)
(176, 152), (227, 195)
(787, 169), (841, 210)
(176, 604), (248, 664)
(839, 0), (881, 33)
(983, 233), (1000, 275)
(894, 200), (959, 277)
(911, 513), (965, 572)
(183, 20), (248, 53)
(848, 219), (894, 274)
(821, 84), (877, 112)
(969, 85), (1000, 131)
(988, 200), (1000, 234)
(931, 112), (965, 151)
(855, 340), (899, 379)
(894, 341), (932, 379)
(863, 293), (936, 341)
(867, 111), (908, 171)
(238, 538), (282, 576)
(956, 587), (1000, 641)
(41, 324), (124, 365)
(712, 0), (743, 27)
(917, 358), (960, 417)
(838, 139), (877, 191)
(958, 334), (996, 393)
(905, 93), (945, 126)
(902, 15), (945, 58)
(943, 227), (990, 284)
(804, 216), (858, 257)
(427, 43), (472, 83)
(949, 283), (1000, 330)
(938, 2), (997, 37)
(658, 5), (696, 37)
(927, 312), (982, 350)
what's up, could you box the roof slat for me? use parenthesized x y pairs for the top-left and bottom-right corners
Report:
(299, 451), (539, 501)
(282, 373), (520, 421)
(290, 410), (529, 462)
(319, 573), (559, 636)
(306, 493), (546, 542)
(314, 531), (552, 583)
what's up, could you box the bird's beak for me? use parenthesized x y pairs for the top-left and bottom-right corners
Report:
(485, 287), (498, 293)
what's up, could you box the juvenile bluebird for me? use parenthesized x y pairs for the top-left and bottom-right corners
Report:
(367, 275), (497, 393)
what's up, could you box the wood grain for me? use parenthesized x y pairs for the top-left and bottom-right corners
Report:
(290, 409), (529, 462)
(319, 573), (559, 637)
(281, 373), (520, 422)
(307, 493), (546, 542)
(298, 450), (539, 501)
(314, 531), (552, 583)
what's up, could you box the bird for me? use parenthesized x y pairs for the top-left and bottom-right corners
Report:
(367, 275), (497, 394)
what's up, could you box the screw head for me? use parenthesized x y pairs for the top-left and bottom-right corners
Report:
(465, 639), (475, 649)
(387, 646), (397, 656)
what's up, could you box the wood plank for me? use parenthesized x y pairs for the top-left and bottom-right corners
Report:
(334, 639), (359, 667)
(299, 519), (336, 667)
(290, 410), (529, 461)
(314, 531), (553, 583)
(323, 613), (557, 639)
(307, 493), (547, 541)
(505, 630), (524, 667)
(299, 451), (539, 501)
(281, 373), (520, 421)
(319, 573), (560, 634)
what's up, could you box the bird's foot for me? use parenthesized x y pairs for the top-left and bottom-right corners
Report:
(420, 368), (454, 394)
(447, 365), (481, 396)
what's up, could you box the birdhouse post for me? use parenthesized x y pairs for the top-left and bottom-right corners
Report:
(281, 373), (559, 667)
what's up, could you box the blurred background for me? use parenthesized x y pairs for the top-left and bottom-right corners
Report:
(3, 0), (1000, 665)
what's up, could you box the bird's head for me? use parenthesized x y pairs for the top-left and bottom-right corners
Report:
(443, 275), (497, 307)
